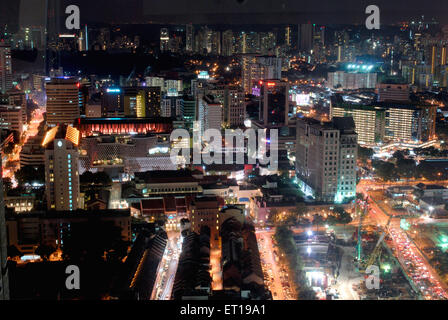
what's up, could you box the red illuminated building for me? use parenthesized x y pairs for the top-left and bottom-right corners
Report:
(74, 117), (173, 137)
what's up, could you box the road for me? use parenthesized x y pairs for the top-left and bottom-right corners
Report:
(2, 107), (44, 185)
(358, 182), (448, 300)
(150, 230), (181, 300)
(256, 229), (291, 300)
(210, 246), (223, 290)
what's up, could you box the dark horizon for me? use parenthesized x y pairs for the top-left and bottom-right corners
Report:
(1, 0), (448, 29)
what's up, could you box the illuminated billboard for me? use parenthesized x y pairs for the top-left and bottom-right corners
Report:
(295, 93), (310, 106)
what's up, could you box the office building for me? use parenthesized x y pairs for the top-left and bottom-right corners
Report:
(0, 105), (25, 135)
(45, 77), (81, 126)
(327, 69), (378, 90)
(160, 28), (169, 52)
(330, 95), (437, 146)
(186, 23), (194, 52)
(161, 95), (184, 118)
(296, 117), (357, 203)
(42, 126), (80, 211)
(241, 55), (282, 94)
(259, 80), (290, 127)
(0, 43), (12, 94)
(183, 96), (196, 129)
(101, 87), (123, 117)
(298, 24), (313, 52)
(222, 30), (234, 56)
(20, 134), (45, 167)
(198, 95), (223, 134)
(376, 83), (410, 102)
(123, 87), (161, 118)
(208, 85), (245, 127)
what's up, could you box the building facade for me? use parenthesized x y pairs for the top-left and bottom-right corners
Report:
(296, 117), (357, 203)
(45, 77), (81, 126)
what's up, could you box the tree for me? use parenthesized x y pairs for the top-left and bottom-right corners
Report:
(358, 146), (374, 164)
(294, 202), (308, 218)
(395, 158), (417, 180)
(417, 162), (441, 181)
(372, 160), (396, 181)
(62, 218), (129, 263)
(15, 165), (45, 185)
(332, 206), (353, 225)
(80, 171), (112, 186)
(312, 214), (324, 231)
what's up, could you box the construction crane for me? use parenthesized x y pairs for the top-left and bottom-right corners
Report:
(363, 216), (392, 271)
(356, 196), (369, 262)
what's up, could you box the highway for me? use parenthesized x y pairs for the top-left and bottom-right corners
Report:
(358, 179), (448, 300)
(150, 231), (181, 300)
(256, 229), (293, 300)
(2, 107), (44, 185)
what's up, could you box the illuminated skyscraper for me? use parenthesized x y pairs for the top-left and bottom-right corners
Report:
(259, 80), (289, 127)
(222, 30), (234, 56)
(45, 77), (81, 126)
(296, 117), (357, 203)
(298, 23), (313, 52)
(42, 125), (80, 211)
(160, 28), (169, 52)
(0, 43), (12, 94)
(186, 23), (194, 52)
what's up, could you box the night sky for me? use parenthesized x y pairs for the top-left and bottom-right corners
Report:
(1, 0), (448, 28)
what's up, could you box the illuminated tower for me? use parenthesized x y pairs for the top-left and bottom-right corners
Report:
(42, 125), (80, 211)
(45, 77), (81, 126)
(0, 43), (12, 94)
(160, 28), (169, 52)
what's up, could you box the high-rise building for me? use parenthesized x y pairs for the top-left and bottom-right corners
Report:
(45, 77), (81, 126)
(160, 28), (169, 52)
(284, 26), (293, 47)
(259, 80), (290, 127)
(164, 79), (183, 96)
(0, 105), (25, 135)
(298, 24), (313, 53)
(330, 95), (437, 146)
(0, 43), (12, 94)
(183, 95), (196, 129)
(101, 87), (123, 117)
(123, 87), (161, 117)
(186, 23), (194, 52)
(208, 85), (245, 127)
(145, 76), (165, 90)
(376, 83), (410, 102)
(161, 95), (184, 118)
(327, 68), (378, 90)
(42, 125), (80, 211)
(222, 30), (234, 56)
(260, 32), (276, 55)
(198, 95), (222, 134)
(241, 55), (282, 94)
(296, 117), (357, 203)
(0, 155), (9, 299)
